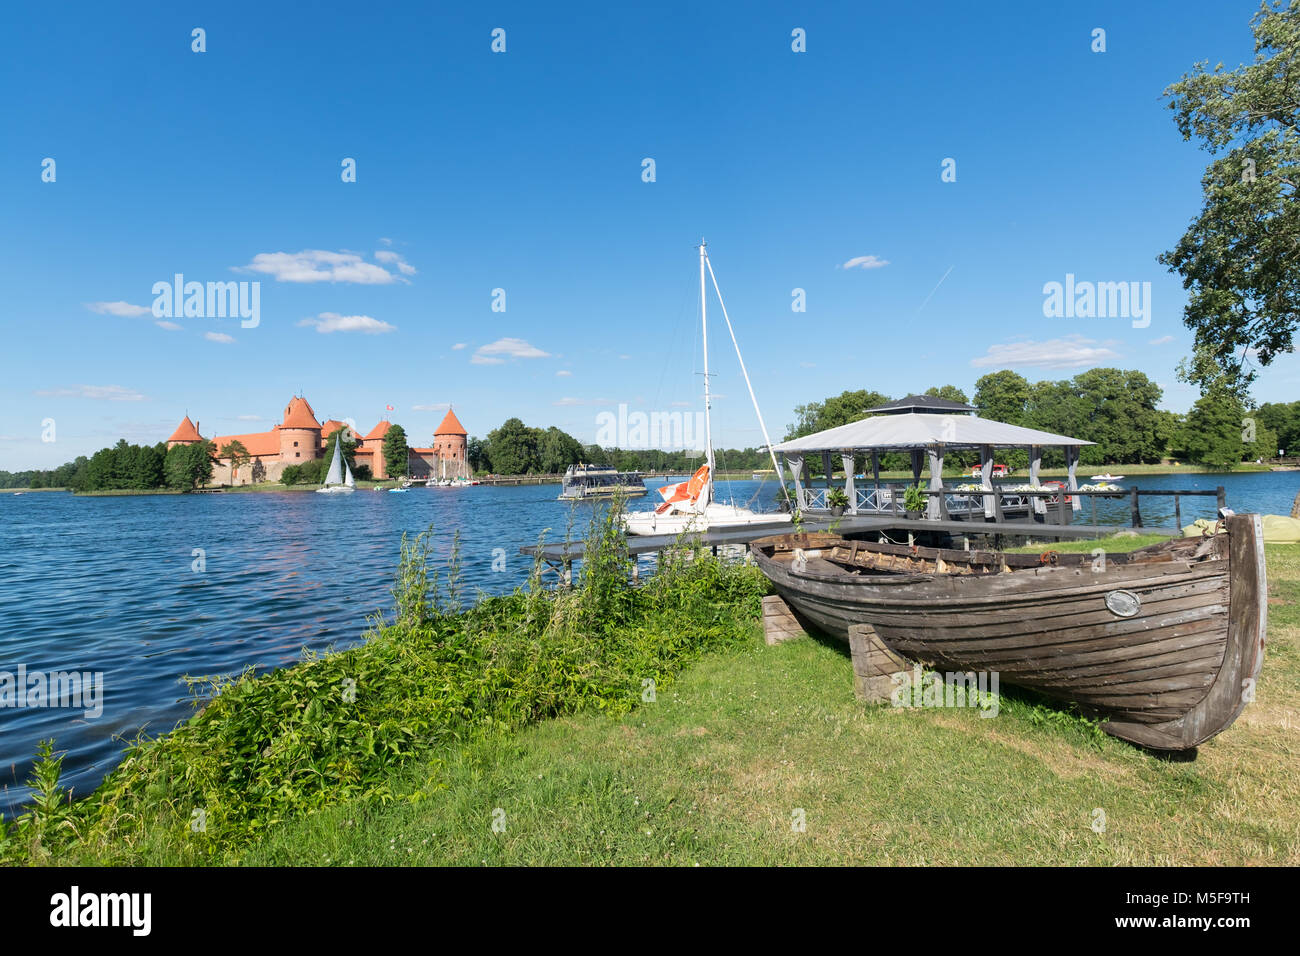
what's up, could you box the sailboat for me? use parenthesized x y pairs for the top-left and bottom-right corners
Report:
(315, 437), (356, 494)
(623, 242), (791, 536)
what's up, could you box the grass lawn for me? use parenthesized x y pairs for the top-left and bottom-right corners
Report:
(231, 538), (1300, 867)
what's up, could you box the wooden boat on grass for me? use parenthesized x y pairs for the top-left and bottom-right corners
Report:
(750, 513), (1267, 751)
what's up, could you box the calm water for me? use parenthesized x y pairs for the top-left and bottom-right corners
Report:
(0, 471), (1295, 812)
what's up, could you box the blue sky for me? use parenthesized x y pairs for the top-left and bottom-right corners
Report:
(3, 0), (1297, 469)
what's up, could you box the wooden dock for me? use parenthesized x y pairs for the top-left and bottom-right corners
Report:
(519, 513), (1173, 566)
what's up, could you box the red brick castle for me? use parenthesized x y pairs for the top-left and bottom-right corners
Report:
(166, 395), (469, 484)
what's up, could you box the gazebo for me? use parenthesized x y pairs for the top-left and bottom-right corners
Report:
(771, 396), (1094, 520)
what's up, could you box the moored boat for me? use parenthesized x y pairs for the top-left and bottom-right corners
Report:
(623, 240), (790, 536)
(749, 514), (1267, 751)
(558, 463), (647, 500)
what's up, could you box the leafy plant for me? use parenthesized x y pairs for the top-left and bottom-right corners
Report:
(827, 488), (849, 508)
(903, 483), (928, 513)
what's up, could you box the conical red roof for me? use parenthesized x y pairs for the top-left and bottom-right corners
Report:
(167, 415), (203, 443)
(364, 420), (391, 441)
(281, 396), (321, 430)
(434, 408), (467, 436)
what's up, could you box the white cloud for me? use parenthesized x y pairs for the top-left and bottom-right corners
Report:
(240, 249), (407, 284)
(799, 361), (815, 368)
(378, 237), (393, 246)
(237, 415), (264, 421)
(86, 301), (152, 318)
(451, 343), (467, 350)
(840, 255), (890, 270)
(1150, 335), (1175, 345)
(298, 312), (397, 334)
(36, 384), (146, 402)
(618, 354), (630, 360)
(374, 249), (417, 276)
(205, 332), (236, 344)
(413, 403), (450, 411)
(471, 337), (551, 365)
(552, 397), (585, 406)
(155, 320), (183, 331)
(970, 335), (1120, 370)
(556, 370), (573, 377)
(670, 401), (691, 408)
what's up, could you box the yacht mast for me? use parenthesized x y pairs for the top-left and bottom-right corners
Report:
(704, 252), (783, 480)
(699, 240), (714, 507)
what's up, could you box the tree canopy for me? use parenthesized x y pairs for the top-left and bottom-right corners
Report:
(382, 424), (409, 478)
(1159, 1), (1300, 396)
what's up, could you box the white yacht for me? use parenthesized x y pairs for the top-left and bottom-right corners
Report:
(623, 242), (790, 536)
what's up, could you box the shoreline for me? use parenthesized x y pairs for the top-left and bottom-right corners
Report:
(5, 463), (1280, 498)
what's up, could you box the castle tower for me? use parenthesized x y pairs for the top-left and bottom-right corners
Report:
(278, 395), (322, 465)
(434, 407), (469, 478)
(166, 416), (203, 448)
(361, 420), (392, 479)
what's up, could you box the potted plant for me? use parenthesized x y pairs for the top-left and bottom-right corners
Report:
(827, 487), (849, 517)
(903, 483), (927, 519)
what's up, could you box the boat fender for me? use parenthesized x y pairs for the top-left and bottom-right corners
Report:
(792, 548), (807, 572)
(1039, 550), (1060, 566)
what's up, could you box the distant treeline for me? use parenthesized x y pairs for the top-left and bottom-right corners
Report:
(465, 417), (771, 476)
(0, 440), (215, 492)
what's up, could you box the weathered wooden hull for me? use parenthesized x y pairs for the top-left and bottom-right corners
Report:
(750, 514), (1267, 750)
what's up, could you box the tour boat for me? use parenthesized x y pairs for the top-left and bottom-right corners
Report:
(558, 463), (647, 500)
(750, 513), (1267, 751)
(623, 241), (790, 536)
(1091, 473), (1125, 482)
(315, 439), (355, 494)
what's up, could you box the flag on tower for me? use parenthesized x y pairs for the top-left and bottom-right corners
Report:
(386, 404), (394, 411)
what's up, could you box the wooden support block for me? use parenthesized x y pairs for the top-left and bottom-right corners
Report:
(762, 594), (807, 646)
(848, 623), (908, 703)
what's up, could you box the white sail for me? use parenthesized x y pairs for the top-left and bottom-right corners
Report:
(344, 453), (354, 487)
(324, 439), (344, 486)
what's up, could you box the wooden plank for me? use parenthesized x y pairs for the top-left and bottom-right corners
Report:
(848, 623), (908, 702)
(762, 595), (807, 646)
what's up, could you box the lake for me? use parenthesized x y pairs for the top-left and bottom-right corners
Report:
(0, 470), (1295, 813)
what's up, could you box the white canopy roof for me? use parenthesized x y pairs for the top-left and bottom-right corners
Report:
(773, 412), (1093, 453)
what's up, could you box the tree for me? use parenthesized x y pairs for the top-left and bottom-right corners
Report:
(466, 436), (488, 473)
(973, 371), (1031, 425)
(165, 441), (215, 490)
(537, 426), (584, 473)
(382, 424), (409, 478)
(1070, 368), (1168, 464)
(784, 389), (889, 441)
(220, 439), (250, 484)
(1159, 1), (1300, 396)
(924, 384), (970, 404)
(1255, 400), (1300, 454)
(1176, 391), (1245, 466)
(485, 417), (539, 474)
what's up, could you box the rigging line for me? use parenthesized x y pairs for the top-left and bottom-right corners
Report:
(703, 251), (782, 482)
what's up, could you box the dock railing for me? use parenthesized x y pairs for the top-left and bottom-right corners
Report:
(810, 483), (1226, 531)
